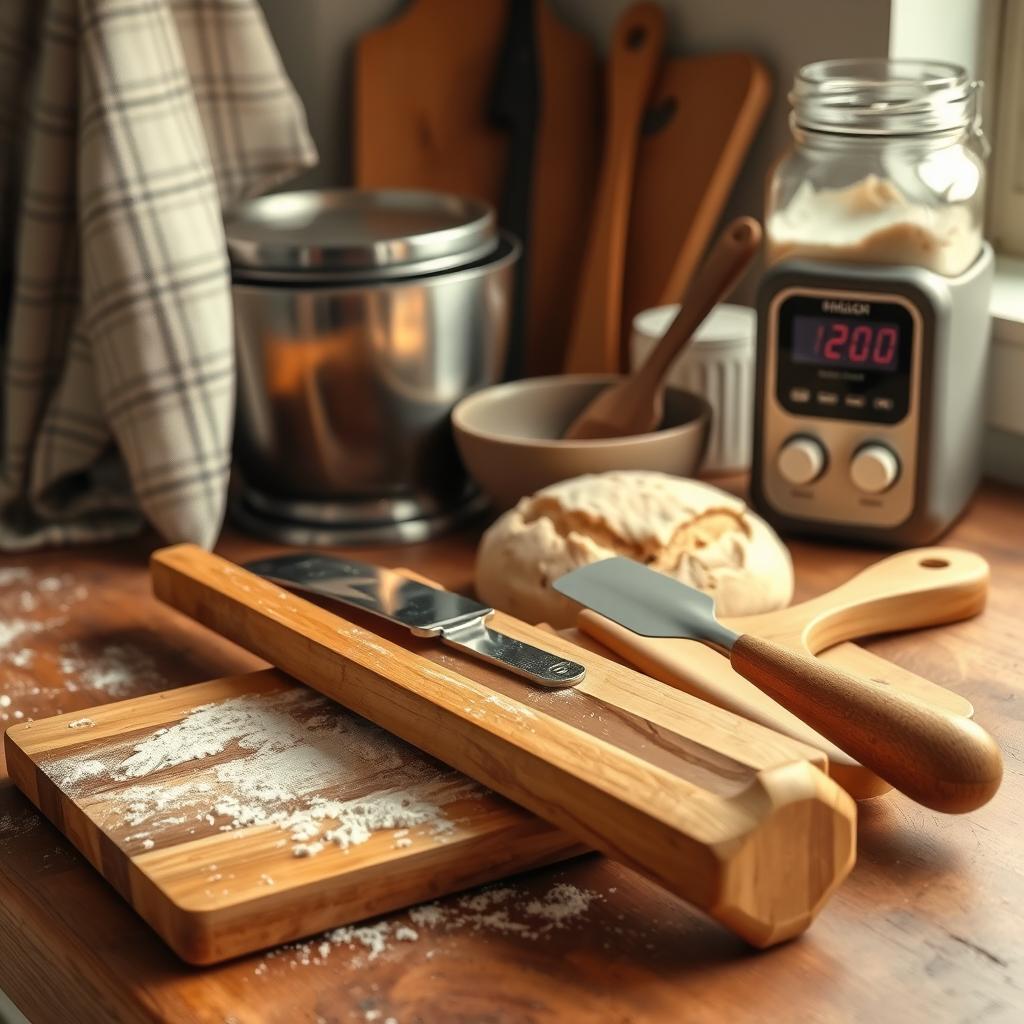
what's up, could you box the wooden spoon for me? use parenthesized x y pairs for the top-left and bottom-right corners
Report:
(562, 2), (666, 375)
(563, 216), (761, 440)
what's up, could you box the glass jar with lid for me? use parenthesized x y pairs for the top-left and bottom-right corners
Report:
(766, 59), (987, 277)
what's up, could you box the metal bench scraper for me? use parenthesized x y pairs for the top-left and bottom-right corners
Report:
(246, 553), (585, 688)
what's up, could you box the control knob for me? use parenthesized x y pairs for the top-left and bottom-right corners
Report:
(777, 436), (826, 486)
(850, 444), (900, 494)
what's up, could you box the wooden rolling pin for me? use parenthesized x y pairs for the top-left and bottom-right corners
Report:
(151, 544), (856, 948)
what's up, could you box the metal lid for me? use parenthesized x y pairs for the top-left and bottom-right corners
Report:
(225, 189), (497, 279)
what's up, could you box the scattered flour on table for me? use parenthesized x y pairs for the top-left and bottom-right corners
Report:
(44, 689), (480, 858)
(58, 642), (162, 698)
(0, 567), (104, 719)
(256, 881), (604, 973)
(0, 618), (45, 650)
(0, 807), (43, 843)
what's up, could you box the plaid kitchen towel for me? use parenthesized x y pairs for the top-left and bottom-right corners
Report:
(0, 0), (316, 549)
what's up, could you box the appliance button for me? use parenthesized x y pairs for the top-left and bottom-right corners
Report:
(789, 386), (811, 403)
(777, 436), (827, 486)
(817, 391), (839, 406)
(850, 444), (900, 494)
(872, 396), (895, 412)
(844, 394), (867, 409)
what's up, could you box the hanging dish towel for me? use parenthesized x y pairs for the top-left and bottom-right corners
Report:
(0, 0), (317, 549)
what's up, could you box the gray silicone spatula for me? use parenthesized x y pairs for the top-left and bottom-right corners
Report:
(553, 557), (1002, 813)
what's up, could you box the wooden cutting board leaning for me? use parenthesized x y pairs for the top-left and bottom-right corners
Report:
(354, 0), (601, 378)
(621, 52), (771, 339)
(124, 548), (864, 951)
(4, 545), (991, 962)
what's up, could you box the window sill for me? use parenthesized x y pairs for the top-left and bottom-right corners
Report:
(985, 256), (1024, 487)
(989, 256), (1024, 437)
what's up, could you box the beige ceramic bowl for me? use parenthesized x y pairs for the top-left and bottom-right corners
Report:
(452, 374), (711, 510)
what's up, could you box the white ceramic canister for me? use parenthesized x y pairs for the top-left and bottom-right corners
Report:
(630, 303), (755, 474)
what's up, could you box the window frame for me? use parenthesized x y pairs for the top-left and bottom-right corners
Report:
(987, 0), (1024, 255)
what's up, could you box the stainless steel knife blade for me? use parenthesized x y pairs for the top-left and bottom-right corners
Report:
(244, 553), (586, 688)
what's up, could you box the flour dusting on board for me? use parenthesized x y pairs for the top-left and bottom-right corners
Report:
(44, 689), (481, 857)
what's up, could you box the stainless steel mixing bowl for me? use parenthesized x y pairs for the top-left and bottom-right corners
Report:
(228, 190), (518, 543)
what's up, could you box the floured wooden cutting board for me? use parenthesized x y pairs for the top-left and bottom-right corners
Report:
(5, 544), (988, 963)
(10, 546), (868, 959)
(5, 670), (584, 965)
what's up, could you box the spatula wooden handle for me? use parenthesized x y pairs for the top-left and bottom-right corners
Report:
(730, 635), (1002, 813)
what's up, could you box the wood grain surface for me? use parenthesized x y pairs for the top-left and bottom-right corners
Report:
(563, 3), (666, 374)
(0, 480), (1021, 1023)
(146, 544), (856, 950)
(354, 0), (509, 207)
(622, 52), (771, 336)
(353, 0), (602, 381)
(4, 671), (584, 965)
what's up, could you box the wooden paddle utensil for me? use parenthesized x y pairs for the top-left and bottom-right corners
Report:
(622, 53), (771, 333)
(562, 216), (761, 439)
(554, 557), (1003, 814)
(563, 2), (666, 374)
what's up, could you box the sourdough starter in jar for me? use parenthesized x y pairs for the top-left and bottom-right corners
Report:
(767, 60), (986, 277)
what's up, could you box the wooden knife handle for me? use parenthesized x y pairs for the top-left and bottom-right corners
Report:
(730, 634), (1003, 813)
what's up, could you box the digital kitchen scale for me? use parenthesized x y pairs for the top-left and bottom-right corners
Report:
(751, 244), (994, 544)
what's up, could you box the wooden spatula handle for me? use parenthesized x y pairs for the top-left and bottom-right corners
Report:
(730, 635), (1002, 813)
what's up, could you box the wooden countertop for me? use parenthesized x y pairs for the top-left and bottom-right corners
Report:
(0, 482), (1021, 1024)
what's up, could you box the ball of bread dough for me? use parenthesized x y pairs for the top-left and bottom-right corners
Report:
(476, 471), (793, 628)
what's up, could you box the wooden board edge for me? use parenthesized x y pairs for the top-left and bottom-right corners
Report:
(137, 821), (587, 965)
(4, 670), (291, 756)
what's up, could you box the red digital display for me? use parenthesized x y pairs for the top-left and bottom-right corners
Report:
(792, 315), (901, 373)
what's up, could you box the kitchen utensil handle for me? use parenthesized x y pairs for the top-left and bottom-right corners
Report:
(604, 2), (667, 128)
(440, 619), (585, 689)
(729, 634), (1002, 813)
(726, 546), (990, 652)
(637, 217), (762, 386)
(563, 2), (666, 373)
